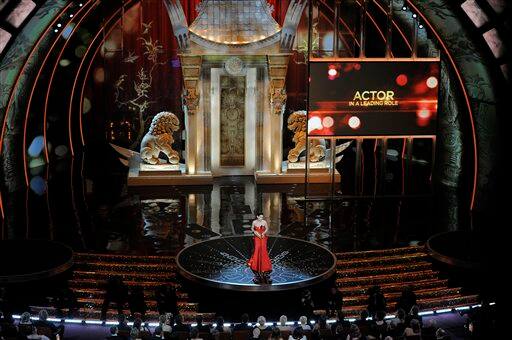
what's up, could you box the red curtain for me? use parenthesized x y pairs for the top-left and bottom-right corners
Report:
(180, 1), (291, 25)
(179, 0), (202, 24)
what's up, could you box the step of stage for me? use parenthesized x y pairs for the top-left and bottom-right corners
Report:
(316, 295), (480, 318)
(336, 262), (432, 277)
(336, 252), (429, 268)
(76, 298), (198, 312)
(337, 278), (449, 296)
(74, 253), (176, 264)
(336, 270), (439, 287)
(72, 288), (189, 300)
(72, 270), (176, 282)
(29, 306), (213, 323)
(335, 246), (424, 260)
(74, 261), (177, 273)
(342, 287), (463, 306)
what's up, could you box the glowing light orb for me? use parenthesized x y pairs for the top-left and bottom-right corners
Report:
(328, 67), (338, 77)
(308, 116), (323, 133)
(396, 74), (408, 86)
(416, 108), (431, 119)
(426, 76), (438, 88)
(322, 116), (334, 128)
(348, 116), (361, 129)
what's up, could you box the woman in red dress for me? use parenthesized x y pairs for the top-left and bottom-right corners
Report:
(247, 213), (272, 284)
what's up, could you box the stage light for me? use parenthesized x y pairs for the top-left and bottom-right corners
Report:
(322, 116), (334, 128)
(327, 65), (338, 79)
(417, 108), (431, 119)
(396, 74), (408, 86)
(308, 116), (323, 133)
(426, 76), (438, 88)
(54, 29), (59, 33)
(79, 3), (83, 6)
(57, 23), (62, 28)
(402, 6), (407, 11)
(418, 23), (424, 29)
(412, 13), (417, 19)
(348, 116), (361, 129)
(70, 14), (74, 18)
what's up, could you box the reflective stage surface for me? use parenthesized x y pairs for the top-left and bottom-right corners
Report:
(177, 236), (337, 291)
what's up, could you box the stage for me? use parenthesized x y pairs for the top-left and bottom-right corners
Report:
(176, 236), (337, 292)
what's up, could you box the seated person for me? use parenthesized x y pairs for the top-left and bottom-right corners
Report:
(277, 315), (290, 332)
(117, 314), (132, 333)
(190, 328), (203, 340)
(27, 326), (51, 340)
(33, 310), (64, 338)
(233, 314), (252, 331)
(269, 327), (283, 340)
(403, 319), (421, 337)
(297, 316), (311, 331)
(106, 326), (119, 339)
(173, 314), (191, 333)
(211, 316), (230, 334)
(254, 316), (271, 332)
(194, 315), (210, 333)
(288, 327), (306, 340)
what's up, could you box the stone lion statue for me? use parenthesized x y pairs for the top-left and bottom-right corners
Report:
(140, 111), (180, 165)
(287, 110), (325, 163)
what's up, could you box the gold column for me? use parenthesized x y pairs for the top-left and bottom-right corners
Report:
(267, 55), (290, 174)
(180, 55), (202, 174)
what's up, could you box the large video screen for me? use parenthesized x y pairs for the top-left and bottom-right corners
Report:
(308, 60), (440, 136)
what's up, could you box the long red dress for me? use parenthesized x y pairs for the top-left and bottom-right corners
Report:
(247, 225), (272, 272)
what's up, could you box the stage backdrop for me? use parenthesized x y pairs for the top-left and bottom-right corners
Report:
(308, 60), (440, 137)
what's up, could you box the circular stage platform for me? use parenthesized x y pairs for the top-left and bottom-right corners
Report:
(177, 236), (336, 291)
(0, 240), (73, 283)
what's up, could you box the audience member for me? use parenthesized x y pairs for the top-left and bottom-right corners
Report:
(297, 316), (311, 331)
(332, 324), (347, 340)
(155, 285), (178, 316)
(269, 327), (282, 340)
(421, 318), (437, 340)
(288, 327), (306, 340)
(326, 287), (343, 318)
(0, 312), (18, 338)
(155, 314), (172, 335)
(354, 310), (371, 336)
(252, 327), (261, 340)
(34, 309), (64, 338)
(367, 286), (386, 317)
(130, 327), (141, 340)
(173, 314), (191, 333)
(316, 315), (328, 330)
(395, 286), (417, 314)
(190, 328), (203, 340)
(106, 326), (119, 339)
(435, 328), (450, 340)
(255, 316), (271, 331)
(27, 326), (50, 340)
(394, 308), (407, 336)
(117, 314), (132, 333)
(129, 286), (147, 320)
(212, 316), (230, 334)
(404, 319), (421, 337)
(101, 277), (129, 321)
(405, 305), (422, 326)
(277, 315), (290, 331)
(194, 315), (210, 332)
(300, 290), (314, 320)
(369, 310), (388, 339)
(347, 324), (364, 340)
(233, 313), (251, 331)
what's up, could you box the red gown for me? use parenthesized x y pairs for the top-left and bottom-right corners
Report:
(247, 225), (272, 272)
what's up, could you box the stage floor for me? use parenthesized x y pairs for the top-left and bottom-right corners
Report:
(177, 236), (336, 291)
